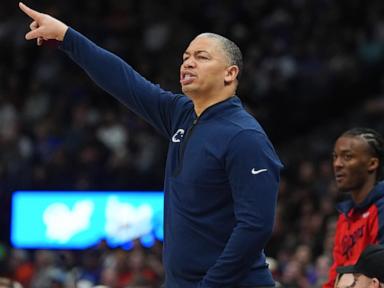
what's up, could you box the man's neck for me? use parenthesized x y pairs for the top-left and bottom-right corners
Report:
(351, 178), (377, 204)
(191, 91), (235, 117)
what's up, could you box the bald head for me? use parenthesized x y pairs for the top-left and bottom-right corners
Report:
(195, 33), (243, 80)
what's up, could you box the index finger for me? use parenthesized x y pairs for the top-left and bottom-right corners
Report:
(19, 2), (41, 20)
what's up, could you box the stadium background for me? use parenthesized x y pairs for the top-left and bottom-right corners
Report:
(0, 0), (383, 287)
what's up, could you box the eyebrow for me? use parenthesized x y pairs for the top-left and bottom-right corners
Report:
(334, 148), (354, 154)
(183, 50), (210, 57)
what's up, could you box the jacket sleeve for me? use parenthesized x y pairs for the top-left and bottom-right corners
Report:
(199, 129), (282, 288)
(59, 28), (184, 138)
(323, 216), (343, 288)
(375, 197), (384, 244)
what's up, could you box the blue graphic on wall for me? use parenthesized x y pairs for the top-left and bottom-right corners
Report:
(11, 191), (164, 249)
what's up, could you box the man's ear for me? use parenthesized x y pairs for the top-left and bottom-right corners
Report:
(368, 157), (379, 173)
(371, 277), (381, 288)
(224, 65), (239, 85)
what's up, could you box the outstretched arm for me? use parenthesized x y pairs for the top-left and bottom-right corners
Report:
(19, 2), (186, 139)
(19, 2), (68, 45)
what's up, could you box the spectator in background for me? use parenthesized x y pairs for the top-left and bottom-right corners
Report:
(336, 244), (384, 288)
(323, 128), (384, 287)
(0, 277), (23, 288)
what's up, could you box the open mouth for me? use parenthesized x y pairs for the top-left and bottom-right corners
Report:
(180, 71), (197, 85)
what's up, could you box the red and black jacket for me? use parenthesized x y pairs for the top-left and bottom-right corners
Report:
(323, 181), (384, 288)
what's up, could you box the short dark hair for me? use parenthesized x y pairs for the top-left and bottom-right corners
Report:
(342, 127), (384, 180)
(197, 33), (243, 80)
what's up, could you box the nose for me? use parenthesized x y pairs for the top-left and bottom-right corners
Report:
(183, 57), (196, 69)
(333, 156), (343, 170)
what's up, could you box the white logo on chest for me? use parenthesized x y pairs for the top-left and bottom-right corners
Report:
(172, 129), (185, 143)
(251, 168), (268, 175)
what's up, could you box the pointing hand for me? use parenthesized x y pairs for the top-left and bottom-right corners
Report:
(19, 2), (68, 45)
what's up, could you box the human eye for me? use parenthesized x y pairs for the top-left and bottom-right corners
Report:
(343, 154), (353, 161)
(182, 54), (189, 62)
(196, 53), (210, 60)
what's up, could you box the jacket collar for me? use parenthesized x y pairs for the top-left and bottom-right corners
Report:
(337, 181), (384, 215)
(194, 96), (242, 122)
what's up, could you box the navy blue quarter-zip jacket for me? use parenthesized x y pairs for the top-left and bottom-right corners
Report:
(60, 28), (283, 288)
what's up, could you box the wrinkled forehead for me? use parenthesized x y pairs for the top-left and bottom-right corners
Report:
(185, 35), (226, 57)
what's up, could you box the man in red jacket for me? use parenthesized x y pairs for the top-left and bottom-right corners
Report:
(323, 128), (384, 287)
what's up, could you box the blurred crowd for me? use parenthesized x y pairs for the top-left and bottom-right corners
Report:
(0, 0), (384, 287)
(0, 240), (164, 288)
